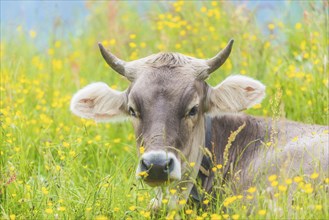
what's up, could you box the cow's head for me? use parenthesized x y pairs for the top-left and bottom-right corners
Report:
(70, 40), (265, 187)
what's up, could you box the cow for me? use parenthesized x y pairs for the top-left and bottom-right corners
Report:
(70, 39), (328, 210)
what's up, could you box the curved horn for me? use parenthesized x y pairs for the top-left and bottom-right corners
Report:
(98, 43), (135, 81)
(206, 39), (234, 75)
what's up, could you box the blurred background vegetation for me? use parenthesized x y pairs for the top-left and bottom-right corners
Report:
(1, 1), (328, 219)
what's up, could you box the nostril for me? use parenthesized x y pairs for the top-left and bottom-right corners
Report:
(141, 159), (151, 171)
(168, 158), (174, 170)
(164, 158), (174, 173)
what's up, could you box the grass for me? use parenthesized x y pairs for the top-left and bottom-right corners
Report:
(1, 1), (328, 219)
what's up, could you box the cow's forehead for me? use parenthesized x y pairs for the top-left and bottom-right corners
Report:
(128, 67), (200, 104)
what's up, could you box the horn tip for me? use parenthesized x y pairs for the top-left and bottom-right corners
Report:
(98, 42), (104, 49)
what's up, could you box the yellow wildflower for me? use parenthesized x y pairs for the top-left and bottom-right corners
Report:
(109, 39), (116, 45)
(42, 187), (49, 195)
(278, 185), (287, 192)
(138, 171), (149, 178)
(266, 142), (272, 146)
(185, 209), (193, 215)
(69, 150), (76, 157)
(55, 41), (61, 48)
(58, 206), (66, 212)
(29, 30), (37, 38)
(203, 199), (209, 205)
(52, 59), (63, 70)
(179, 199), (186, 205)
(258, 209), (266, 215)
(95, 216), (108, 220)
(94, 135), (101, 141)
(285, 178), (293, 185)
(295, 22), (302, 30)
(139, 146), (145, 154)
(170, 189), (177, 195)
(253, 103), (262, 109)
(45, 208), (53, 214)
(210, 213), (221, 220)
(175, 43), (182, 49)
(325, 178), (329, 184)
(129, 42), (137, 48)
(247, 186), (256, 193)
(292, 136), (298, 142)
(129, 205), (136, 211)
(271, 181), (279, 187)
(294, 176), (303, 183)
(268, 174), (277, 182)
(310, 172), (319, 179)
(141, 211), (151, 218)
(211, 1), (218, 6)
(113, 138), (121, 143)
(48, 48), (54, 55)
(268, 23), (275, 30)
(304, 187), (313, 194)
(315, 205), (322, 211)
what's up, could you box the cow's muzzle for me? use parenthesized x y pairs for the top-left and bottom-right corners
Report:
(136, 151), (181, 186)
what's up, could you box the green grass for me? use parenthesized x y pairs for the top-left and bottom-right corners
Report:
(1, 1), (328, 219)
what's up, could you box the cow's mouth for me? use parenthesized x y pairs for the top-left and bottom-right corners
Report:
(143, 178), (177, 187)
(140, 168), (175, 187)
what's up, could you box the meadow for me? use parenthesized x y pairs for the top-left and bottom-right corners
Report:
(1, 1), (328, 219)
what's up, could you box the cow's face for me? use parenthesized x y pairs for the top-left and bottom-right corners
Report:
(70, 40), (265, 187)
(128, 69), (209, 186)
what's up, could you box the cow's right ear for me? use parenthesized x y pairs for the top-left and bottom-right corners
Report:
(205, 75), (266, 116)
(70, 82), (128, 122)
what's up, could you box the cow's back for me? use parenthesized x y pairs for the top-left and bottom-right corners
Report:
(209, 115), (328, 191)
(275, 120), (328, 176)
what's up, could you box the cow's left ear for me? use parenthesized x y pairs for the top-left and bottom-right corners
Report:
(206, 75), (265, 115)
(70, 82), (128, 122)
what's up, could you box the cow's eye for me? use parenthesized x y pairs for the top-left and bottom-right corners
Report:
(188, 105), (198, 117)
(129, 107), (137, 117)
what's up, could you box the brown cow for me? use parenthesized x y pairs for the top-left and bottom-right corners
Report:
(70, 40), (328, 210)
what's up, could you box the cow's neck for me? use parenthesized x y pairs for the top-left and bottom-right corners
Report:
(211, 114), (270, 179)
(164, 118), (206, 208)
